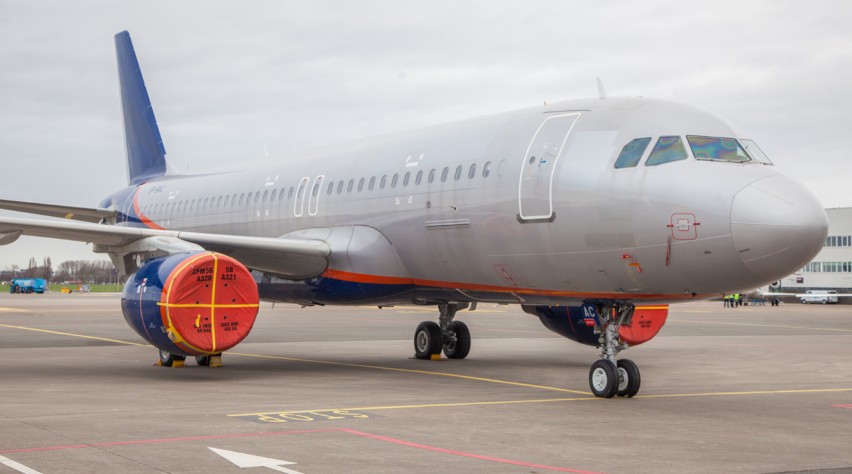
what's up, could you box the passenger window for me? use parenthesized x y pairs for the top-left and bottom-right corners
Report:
(416, 170), (423, 185)
(687, 136), (750, 163)
(428, 169), (436, 184)
(358, 178), (365, 192)
(391, 173), (399, 188)
(262, 190), (268, 202)
(614, 137), (651, 168)
(646, 136), (688, 166)
(311, 181), (321, 198)
(239, 193), (245, 205)
(380, 175), (387, 189)
(337, 180), (344, 194)
(369, 176), (376, 191)
(441, 167), (449, 182)
(454, 165), (462, 181)
(740, 139), (773, 164)
(403, 172), (410, 187)
(204, 197), (210, 209)
(270, 189), (277, 202)
(254, 192), (261, 204)
(347, 179), (354, 193)
(483, 161), (491, 178)
(217, 196), (223, 208)
(224, 196), (230, 208)
(468, 163), (477, 179)
(288, 187), (294, 199)
(327, 181), (334, 195)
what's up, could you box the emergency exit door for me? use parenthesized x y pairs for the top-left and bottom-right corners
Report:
(518, 113), (580, 221)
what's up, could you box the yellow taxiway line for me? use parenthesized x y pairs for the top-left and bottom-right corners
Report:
(0, 323), (148, 346)
(229, 351), (591, 395)
(4, 322), (852, 416)
(668, 319), (852, 333)
(228, 387), (852, 420)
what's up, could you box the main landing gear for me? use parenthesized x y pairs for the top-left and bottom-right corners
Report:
(157, 349), (222, 368)
(588, 302), (641, 398)
(413, 303), (471, 360)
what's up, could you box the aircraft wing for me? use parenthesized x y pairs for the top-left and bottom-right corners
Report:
(0, 198), (116, 223)
(0, 215), (330, 279)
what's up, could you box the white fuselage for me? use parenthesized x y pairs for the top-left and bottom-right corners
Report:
(120, 97), (828, 305)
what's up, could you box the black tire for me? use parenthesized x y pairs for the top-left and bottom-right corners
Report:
(413, 321), (443, 359)
(159, 349), (175, 367)
(589, 359), (619, 398)
(195, 355), (211, 366)
(443, 321), (471, 359)
(616, 358), (641, 398)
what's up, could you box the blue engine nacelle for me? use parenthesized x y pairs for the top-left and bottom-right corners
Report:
(121, 251), (260, 356)
(526, 304), (669, 347)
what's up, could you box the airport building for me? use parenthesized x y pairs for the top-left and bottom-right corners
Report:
(776, 207), (852, 299)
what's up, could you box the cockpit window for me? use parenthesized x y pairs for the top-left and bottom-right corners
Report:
(687, 136), (750, 163)
(646, 136), (688, 166)
(740, 139), (773, 165)
(614, 137), (651, 168)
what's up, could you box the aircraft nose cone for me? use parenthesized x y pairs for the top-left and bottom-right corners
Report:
(731, 175), (828, 283)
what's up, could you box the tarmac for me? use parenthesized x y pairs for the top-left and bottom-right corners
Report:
(0, 292), (851, 474)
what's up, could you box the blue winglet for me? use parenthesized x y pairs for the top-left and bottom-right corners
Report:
(115, 31), (167, 185)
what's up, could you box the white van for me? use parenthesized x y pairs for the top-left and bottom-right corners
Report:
(800, 290), (838, 304)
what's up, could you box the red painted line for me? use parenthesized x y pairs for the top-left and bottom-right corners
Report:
(1, 427), (601, 473)
(337, 428), (602, 474)
(833, 404), (852, 409)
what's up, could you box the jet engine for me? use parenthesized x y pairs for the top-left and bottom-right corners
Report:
(121, 251), (259, 356)
(530, 304), (668, 347)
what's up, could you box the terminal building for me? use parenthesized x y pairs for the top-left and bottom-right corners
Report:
(775, 207), (852, 301)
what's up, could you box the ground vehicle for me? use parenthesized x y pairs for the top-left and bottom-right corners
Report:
(10, 278), (46, 294)
(800, 290), (838, 304)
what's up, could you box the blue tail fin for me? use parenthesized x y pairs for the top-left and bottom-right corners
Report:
(115, 31), (167, 185)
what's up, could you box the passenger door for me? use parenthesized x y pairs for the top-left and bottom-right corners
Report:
(518, 113), (580, 221)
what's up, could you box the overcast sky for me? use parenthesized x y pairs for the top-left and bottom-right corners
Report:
(1, 0), (851, 269)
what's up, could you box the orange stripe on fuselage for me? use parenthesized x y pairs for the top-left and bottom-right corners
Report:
(320, 268), (707, 301)
(133, 187), (166, 230)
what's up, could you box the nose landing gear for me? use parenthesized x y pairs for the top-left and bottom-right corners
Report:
(587, 302), (641, 398)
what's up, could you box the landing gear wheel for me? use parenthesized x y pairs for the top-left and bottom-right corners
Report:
(158, 349), (185, 367)
(196, 353), (223, 367)
(443, 321), (471, 359)
(414, 321), (443, 360)
(616, 358), (641, 398)
(159, 349), (175, 367)
(589, 360), (619, 398)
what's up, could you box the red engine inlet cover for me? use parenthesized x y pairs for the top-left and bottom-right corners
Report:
(159, 252), (259, 355)
(619, 305), (668, 346)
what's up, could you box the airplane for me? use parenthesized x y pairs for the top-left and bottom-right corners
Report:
(0, 31), (829, 398)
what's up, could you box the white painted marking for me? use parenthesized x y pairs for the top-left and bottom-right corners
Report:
(0, 454), (43, 474)
(209, 448), (304, 473)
